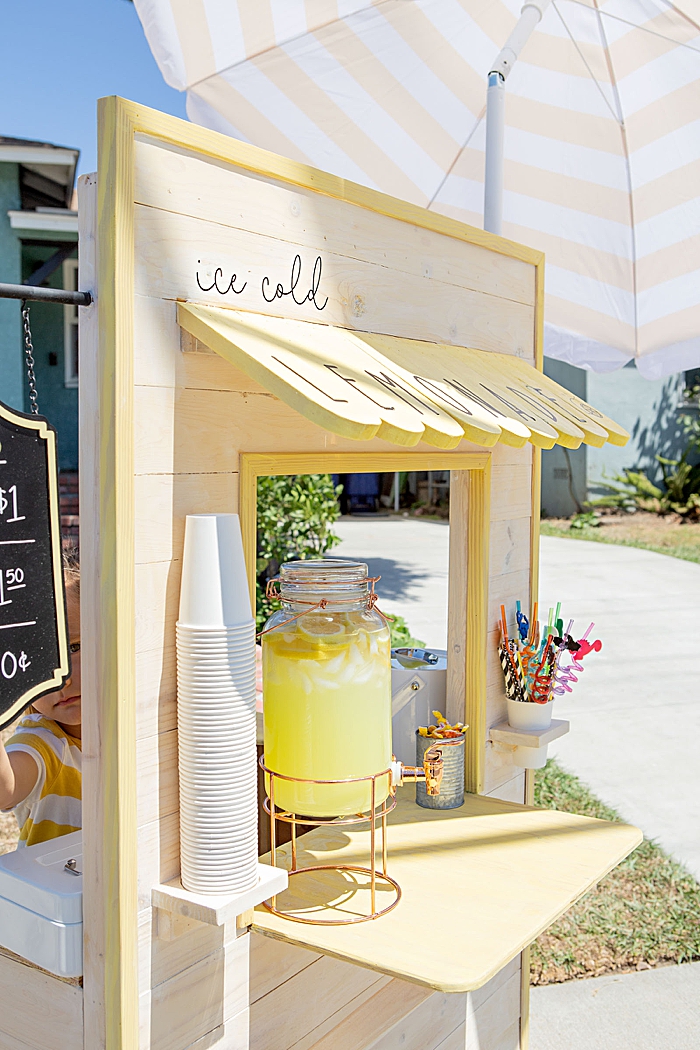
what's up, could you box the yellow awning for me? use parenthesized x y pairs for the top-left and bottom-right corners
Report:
(177, 304), (629, 452)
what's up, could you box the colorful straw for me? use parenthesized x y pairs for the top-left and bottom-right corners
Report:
(497, 601), (601, 704)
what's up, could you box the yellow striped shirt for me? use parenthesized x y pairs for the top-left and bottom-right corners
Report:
(5, 714), (82, 847)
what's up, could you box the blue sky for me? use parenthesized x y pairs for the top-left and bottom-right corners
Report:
(1, 0), (187, 177)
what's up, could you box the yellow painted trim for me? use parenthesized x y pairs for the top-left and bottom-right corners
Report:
(464, 458), (490, 795)
(95, 94), (139, 1050)
(241, 450), (490, 795)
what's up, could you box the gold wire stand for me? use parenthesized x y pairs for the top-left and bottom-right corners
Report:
(259, 757), (402, 925)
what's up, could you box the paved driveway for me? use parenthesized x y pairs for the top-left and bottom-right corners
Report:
(333, 518), (700, 878)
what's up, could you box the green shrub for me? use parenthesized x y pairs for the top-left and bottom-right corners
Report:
(256, 474), (342, 630)
(593, 393), (700, 519)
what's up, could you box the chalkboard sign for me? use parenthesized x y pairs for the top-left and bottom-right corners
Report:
(0, 400), (70, 730)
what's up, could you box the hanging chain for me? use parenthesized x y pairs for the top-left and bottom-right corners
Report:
(21, 301), (39, 416)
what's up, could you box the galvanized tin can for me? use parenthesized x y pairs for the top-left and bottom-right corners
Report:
(415, 731), (465, 809)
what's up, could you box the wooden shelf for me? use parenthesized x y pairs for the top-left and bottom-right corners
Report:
(252, 787), (641, 993)
(152, 862), (287, 927)
(489, 718), (570, 751)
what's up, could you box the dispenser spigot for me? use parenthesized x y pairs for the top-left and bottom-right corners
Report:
(391, 743), (445, 796)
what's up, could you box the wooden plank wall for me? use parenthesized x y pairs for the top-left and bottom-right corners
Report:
(126, 137), (538, 1049)
(0, 953), (83, 1050)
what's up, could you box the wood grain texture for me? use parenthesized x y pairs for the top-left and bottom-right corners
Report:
(136, 728), (179, 828)
(126, 106), (541, 270)
(134, 206), (536, 359)
(301, 978), (433, 1050)
(490, 464), (532, 522)
(134, 139), (536, 309)
(253, 789), (641, 993)
(133, 472), (239, 565)
(135, 644), (177, 740)
(139, 931), (249, 1050)
(484, 773), (527, 805)
(137, 811), (180, 913)
(249, 933), (321, 1004)
(0, 954), (83, 1050)
(138, 908), (223, 991)
(249, 955), (385, 1050)
(303, 957), (521, 1050)
(90, 95), (141, 1050)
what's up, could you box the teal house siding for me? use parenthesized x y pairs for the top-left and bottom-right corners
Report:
(0, 163), (24, 410)
(541, 358), (690, 518)
(0, 137), (79, 470)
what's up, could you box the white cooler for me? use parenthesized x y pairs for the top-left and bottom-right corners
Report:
(391, 648), (448, 767)
(0, 830), (83, 978)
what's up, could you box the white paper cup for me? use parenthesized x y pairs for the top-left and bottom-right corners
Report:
(179, 790), (257, 808)
(180, 852), (260, 869)
(178, 760), (255, 771)
(180, 852), (257, 867)
(178, 736), (255, 750)
(178, 690), (255, 701)
(180, 795), (257, 809)
(177, 622), (255, 636)
(177, 744), (255, 759)
(179, 822), (257, 839)
(178, 726), (255, 739)
(178, 514), (252, 628)
(178, 668), (255, 681)
(180, 849), (258, 866)
(177, 715), (256, 731)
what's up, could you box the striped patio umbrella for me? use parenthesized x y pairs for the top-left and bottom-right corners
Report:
(134, 0), (700, 379)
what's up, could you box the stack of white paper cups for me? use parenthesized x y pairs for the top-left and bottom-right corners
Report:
(177, 514), (258, 895)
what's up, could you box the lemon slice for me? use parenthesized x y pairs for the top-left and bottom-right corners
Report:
(298, 614), (346, 643)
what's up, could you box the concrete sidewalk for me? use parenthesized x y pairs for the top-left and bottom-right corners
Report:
(530, 962), (700, 1050)
(539, 537), (700, 881)
(333, 516), (450, 649)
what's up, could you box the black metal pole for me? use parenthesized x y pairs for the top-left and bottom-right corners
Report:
(0, 282), (92, 307)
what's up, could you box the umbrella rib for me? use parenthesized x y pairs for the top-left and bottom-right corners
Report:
(552, 2), (622, 124)
(426, 106), (486, 211)
(591, 0), (639, 358)
(566, 0), (700, 54)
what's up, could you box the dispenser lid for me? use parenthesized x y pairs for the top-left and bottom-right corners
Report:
(0, 830), (82, 923)
(391, 648), (447, 671)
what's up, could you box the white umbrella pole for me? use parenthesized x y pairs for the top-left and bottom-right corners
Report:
(484, 73), (505, 235)
(484, 1), (552, 236)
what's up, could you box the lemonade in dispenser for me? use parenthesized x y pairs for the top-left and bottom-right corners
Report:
(262, 560), (392, 817)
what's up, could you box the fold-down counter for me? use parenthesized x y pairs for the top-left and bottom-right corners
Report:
(253, 788), (641, 993)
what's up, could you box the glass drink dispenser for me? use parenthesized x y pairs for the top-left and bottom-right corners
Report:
(262, 560), (392, 817)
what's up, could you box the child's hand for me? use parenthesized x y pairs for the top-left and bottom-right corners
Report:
(0, 739), (39, 812)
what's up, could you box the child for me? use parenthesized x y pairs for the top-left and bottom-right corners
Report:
(0, 549), (82, 847)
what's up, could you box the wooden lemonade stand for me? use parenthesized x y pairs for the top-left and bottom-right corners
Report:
(0, 98), (641, 1050)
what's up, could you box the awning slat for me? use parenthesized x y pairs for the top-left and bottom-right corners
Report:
(177, 304), (629, 453)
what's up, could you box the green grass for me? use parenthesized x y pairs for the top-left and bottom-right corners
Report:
(540, 520), (700, 564)
(531, 760), (700, 984)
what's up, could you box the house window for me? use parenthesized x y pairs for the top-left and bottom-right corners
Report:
(684, 368), (700, 401)
(63, 259), (79, 388)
